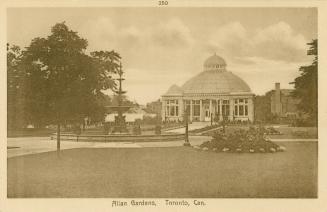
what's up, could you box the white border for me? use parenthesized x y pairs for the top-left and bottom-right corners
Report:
(1, 1), (326, 212)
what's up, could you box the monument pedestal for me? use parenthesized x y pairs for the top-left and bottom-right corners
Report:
(112, 115), (129, 134)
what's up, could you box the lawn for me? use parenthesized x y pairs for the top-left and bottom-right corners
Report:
(267, 126), (318, 139)
(7, 142), (317, 198)
(7, 128), (56, 138)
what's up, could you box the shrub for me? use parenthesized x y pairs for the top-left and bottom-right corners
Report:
(103, 123), (110, 135)
(133, 125), (142, 135)
(73, 125), (82, 135)
(141, 116), (159, 125)
(200, 126), (282, 153)
(265, 127), (281, 135)
(155, 125), (161, 135)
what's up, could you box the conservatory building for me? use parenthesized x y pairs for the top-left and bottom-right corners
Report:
(161, 54), (254, 122)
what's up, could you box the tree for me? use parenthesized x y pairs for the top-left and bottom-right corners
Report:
(291, 39), (318, 126)
(144, 99), (161, 114)
(7, 44), (28, 129)
(254, 94), (274, 124)
(20, 22), (120, 151)
(109, 94), (137, 108)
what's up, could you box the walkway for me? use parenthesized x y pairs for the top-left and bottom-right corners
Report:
(164, 122), (211, 133)
(7, 136), (317, 158)
(7, 136), (208, 158)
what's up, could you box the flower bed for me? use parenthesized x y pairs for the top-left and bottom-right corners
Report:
(197, 127), (285, 153)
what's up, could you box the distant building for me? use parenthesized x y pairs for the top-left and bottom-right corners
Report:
(145, 99), (162, 115)
(161, 54), (254, 122)
(269, 83), (300, 118)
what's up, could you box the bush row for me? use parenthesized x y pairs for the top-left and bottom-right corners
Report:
(197, 127), (285, 153)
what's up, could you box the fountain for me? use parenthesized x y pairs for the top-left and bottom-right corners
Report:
(105, 63), (131, 134)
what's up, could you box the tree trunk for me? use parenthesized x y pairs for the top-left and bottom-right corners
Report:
(57, 123), (60, 152)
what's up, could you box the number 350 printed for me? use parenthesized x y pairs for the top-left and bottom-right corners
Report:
(158, 1), (168, 6)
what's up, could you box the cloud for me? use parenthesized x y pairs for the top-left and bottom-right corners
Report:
(232, 56), (256, 65)
(80, 19), (309, 65)
(228, 56), (311, 95)
(79, 17), (150, 53)
(78, 17), (196, 74)
(120, 26), (143, 45)
(253, 21), (306, 50)
(77, 19), (312, 103)
(79, 17), (117, 50)
(251, 21), (307, 62)
(207, 21), (309, 63)
(208, 22), (249, 57)
(151, 18), (194, 48)
(79, 17), (194, 52)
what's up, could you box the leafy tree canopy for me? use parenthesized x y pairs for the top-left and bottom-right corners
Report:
(7, 44), (28, 129)
(14, 22), (121, 127)
(291, 39), (318, 126)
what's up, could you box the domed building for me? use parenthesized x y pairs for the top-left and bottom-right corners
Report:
(161, 54), (254, 122)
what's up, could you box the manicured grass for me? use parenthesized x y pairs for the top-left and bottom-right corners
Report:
(268, 126), (318, 139)
(7, 128), (56, 138)
(7, 147), (20, 149)
(7, 142), (317, 198)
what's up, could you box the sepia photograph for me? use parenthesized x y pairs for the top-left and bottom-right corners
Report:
(2, 1), (325, 211)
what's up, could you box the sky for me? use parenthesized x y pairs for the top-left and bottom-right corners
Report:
(7, 7), (317, 105)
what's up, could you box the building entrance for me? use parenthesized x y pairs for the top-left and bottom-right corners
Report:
(204, 104), (211, 122)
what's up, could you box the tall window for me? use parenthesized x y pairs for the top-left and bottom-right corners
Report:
(222, 100), (230, 116)
(234, 105), (238, 116)
(166, 100), (179, 117)
(216, 100), (220, 116)
(192, 100), (200, 117)
(184, 100), (191, 116)
(204, 105), (210, 117)
(234, 98), (248, 116)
